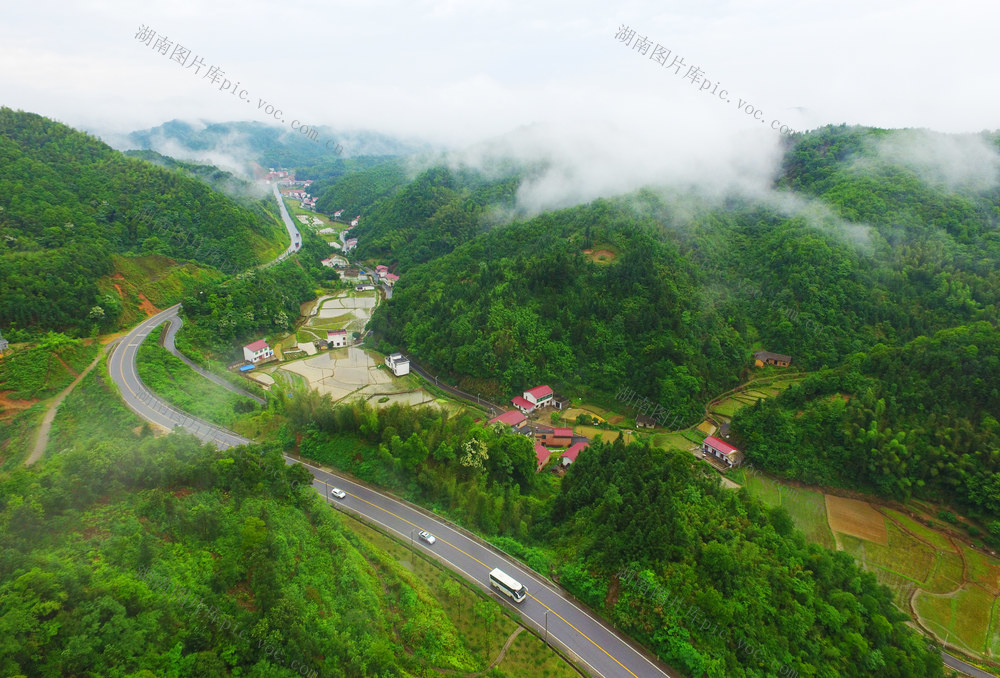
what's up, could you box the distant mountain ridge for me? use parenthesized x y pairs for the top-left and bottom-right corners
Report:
(117, 119), (438, 174)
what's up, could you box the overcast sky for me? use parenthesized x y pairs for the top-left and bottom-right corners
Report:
(1, 0), (997, 214)
(2, 0), (996, 146)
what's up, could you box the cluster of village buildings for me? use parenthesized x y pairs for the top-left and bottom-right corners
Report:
(487, 384), (589, 474)
(318, 258), (400, 290)
(264, 169), (319, 210)
(284, 189), (316, 210)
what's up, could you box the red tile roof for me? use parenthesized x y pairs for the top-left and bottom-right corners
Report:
(384, 273), (399, 282)
(512, 396), (534, 410)
(535, 443), (550, 468)
(328, 329), (347, 336)
(245, 339), (270, 352)
(526, 385), (553, 399)
(553, 427), (573, 438)
(562, 441), (589, 463)
(703, 436), (740, 456)
(489, 410), (527, 426)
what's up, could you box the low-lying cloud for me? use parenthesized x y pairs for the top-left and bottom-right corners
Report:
(869, 129), (1000, 193)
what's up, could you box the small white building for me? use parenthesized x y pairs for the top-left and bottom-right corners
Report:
(327, 329), (348, 348)
(385, 352), (410, 376)
(243, 339), (274, 363)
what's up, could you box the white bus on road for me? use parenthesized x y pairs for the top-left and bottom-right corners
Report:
(489, 568), (527, 603)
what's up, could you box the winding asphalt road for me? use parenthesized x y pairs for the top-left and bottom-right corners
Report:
(107, 305), (253, 450)
(942, 653), (998, 678)
(269, 184), (300, 264)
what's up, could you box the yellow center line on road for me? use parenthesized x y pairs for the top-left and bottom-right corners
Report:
(525, 592), (639, 678)
(343, 490), (491, 569)
(342, 488), (640, 678)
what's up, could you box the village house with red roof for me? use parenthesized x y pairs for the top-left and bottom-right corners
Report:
(327, 329), (348, 348)
(511, 396), (535, 414)
(535, 427), (573, 447)
(242, 339), (274, 363)
(535, 443), (551, 472)
(524, 384), (553, 408)
(489, 410), (527, 428)
(513, 384), (554, 413)
(561, 441), (588, 467)
(702, 436), (744, 467)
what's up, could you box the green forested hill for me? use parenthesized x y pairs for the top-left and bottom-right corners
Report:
(362, 124), (1000, 408)
(123, 149), (266, 200)
(0, 108), (284, 334)
(732, 321), (1000, 517)
(550, 437), (943, 678)
(371, 197), (746, 420)
(311, 158), (409, 221)
(342, 165), (520, 269)
(125, 119), (435, 168)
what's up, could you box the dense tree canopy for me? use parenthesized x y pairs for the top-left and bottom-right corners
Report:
(547, 437), (943, 678)
(0, 108), (284, 334)
(733, 322), (1000, 517)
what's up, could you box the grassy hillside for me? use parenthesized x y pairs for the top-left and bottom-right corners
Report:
(0, 333), (97, 401)
(0, 332), (99, 468)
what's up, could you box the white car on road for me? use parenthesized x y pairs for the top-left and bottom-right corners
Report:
(330, 488), (346, 499)
(418, 530), (436, 545)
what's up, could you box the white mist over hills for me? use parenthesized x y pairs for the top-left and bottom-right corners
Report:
(440, 119), (788, 215)
(867, 130), (1000, 193)
(108, 112), (1000, 259)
